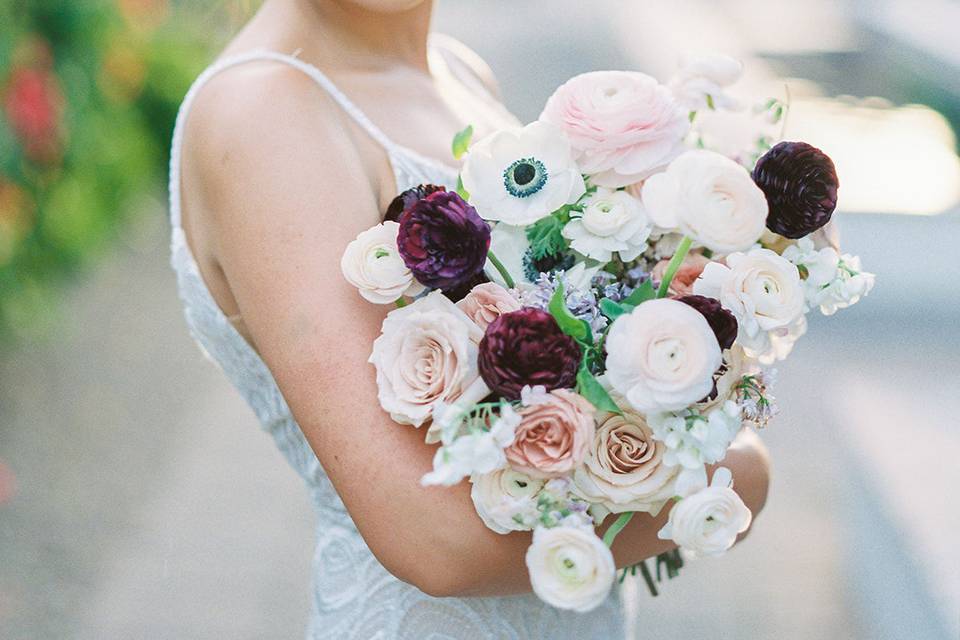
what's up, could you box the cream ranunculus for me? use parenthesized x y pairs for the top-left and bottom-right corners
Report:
(572, 410), (680, 520)
(470, 467), (545, 534)
(456, 282), (522, 331)
(605, 298), (723, 413)
(525, 525), (616, 612)
(341, 221), (426, 304)
(368, 291), (484, 427)
(693, 247), (805, 357)
(658, 466), (752, 557)
(461, 121), (585, 226)
(641, 150), (767, 254)
(668, 52), (744, 111)
(562, 188), (652, 262)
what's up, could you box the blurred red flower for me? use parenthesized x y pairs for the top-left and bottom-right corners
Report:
(4, 61), (65, 164)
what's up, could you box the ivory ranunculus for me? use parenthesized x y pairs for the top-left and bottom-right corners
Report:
(341, 221), (425, 304)
(658, 467), (751, 557)
(368, 291), (484, 427)
(561, 188), (651, 262)
(455, 282), (521, 331)
(668, 52), (744, 111)
(642, 150), (767, 254)
(693, 247), (805, 356)
(572, 410), (680, 519)
(605, 299), (723, 413)
(540, 71), (688, 188)
(470, 467), (544, 534)
(525, 525), (616, 612)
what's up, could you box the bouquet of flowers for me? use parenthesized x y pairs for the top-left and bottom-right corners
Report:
(341, 54), (874, 612)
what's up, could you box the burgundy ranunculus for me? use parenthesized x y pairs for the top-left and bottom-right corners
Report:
(676, 294), (738, 350)
(478, 308), (581, 400)
(752, 141), (839, 239)
(384, 184), (445, 222)
(397, 189), (491, 292)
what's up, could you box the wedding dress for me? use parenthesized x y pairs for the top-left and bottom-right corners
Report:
(169, 38), (625, 639)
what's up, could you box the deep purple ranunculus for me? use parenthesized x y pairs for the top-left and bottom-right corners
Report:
(396, 188), (491, 292)
(676, 294), (738, 350)
(384, 184), (445, 222)
(478, 308), (581, 400)
(752, 141), (839, 239)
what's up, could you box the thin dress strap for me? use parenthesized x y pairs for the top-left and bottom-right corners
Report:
(168, 50), (397, 229)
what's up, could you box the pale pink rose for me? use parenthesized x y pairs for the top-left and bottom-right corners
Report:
(540, 71), (689, 188)
(506, 390), (596, 479)
(651, 253), (711, 296)
(455, 282), (521, 331)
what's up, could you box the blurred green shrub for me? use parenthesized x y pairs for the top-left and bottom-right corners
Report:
(0, 0), (216, 341)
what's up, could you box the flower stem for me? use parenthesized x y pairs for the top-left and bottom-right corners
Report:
(394, 298), (407, 308)
(639, 561), (659, 597)
(602, 511), (635, 547)
(487, 250), (515, 289)
(656, 235), (694, 298)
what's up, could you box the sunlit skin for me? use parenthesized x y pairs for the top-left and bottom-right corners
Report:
(178, 0), (770, 597)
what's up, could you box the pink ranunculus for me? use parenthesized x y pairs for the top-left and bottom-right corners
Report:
(455, 282), (521, 331)
(651, 252), (711, 296)
(540, 71), (689, 188)
(506, 390), (596, 479)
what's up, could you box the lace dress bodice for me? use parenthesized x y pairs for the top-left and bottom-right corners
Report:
(169, 44), (624, 639)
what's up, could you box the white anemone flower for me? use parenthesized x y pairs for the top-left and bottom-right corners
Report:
(461, 121), (585, 226)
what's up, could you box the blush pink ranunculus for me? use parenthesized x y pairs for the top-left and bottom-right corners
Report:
(506, 390), (596, 479)
(540, 71), (689, 188)
(651, 252), (711, 296)
(455, 282), (521, 331)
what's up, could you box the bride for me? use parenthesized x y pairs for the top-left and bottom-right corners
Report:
(169, 1), (770, 637)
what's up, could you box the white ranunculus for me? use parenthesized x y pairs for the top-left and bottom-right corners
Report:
(369, 291), (484, 427)
(605, 298), (723, 413)
(461, 121), (585, 226)
(525, 525), (616, 612)
(647, 400), (742, 470)
(470, 467), (545, 534)
(642, 150), (767, 254)
(668, 52), (744, 112)
(693, 247), (805, 357)
(562, 188), (652, 262)
(572, 410), (680, 519)
(340, 221), (426, 304)
(658, 466), (751, 557)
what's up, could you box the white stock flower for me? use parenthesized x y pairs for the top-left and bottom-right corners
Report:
(693, 247), (805, 359)
(486, 222), (530, 286)
(525, 525), (616, 612)
(648, 400), (742, 470)
(658, 466), (752, 557)
(782, 236), (840, 311)
(470, 467), (545, 534)
(369, 291), (484, 427)
(817, 255), (874, 315)
(461, 121), (585, 226)
(642, 150), (767, 253)
(668, 52), (744, 111)
(340, 221), (425, 303)
(421, 406), (519, 487)
(562, 188), (652, 262)
(605, 298), (723, 413)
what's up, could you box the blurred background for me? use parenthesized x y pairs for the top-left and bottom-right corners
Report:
(1, 1), (957, 638)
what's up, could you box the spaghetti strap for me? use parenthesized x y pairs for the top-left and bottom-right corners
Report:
(168, 49), (397, 229)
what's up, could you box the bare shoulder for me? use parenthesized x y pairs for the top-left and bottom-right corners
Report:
(430, 33), (503, 100)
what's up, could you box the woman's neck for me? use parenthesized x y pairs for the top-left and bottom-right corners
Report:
(255, 0), (434, 73)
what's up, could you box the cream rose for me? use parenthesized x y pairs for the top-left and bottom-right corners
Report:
(693, 247), (805, 356)
(470, 467), (545, 534)
(340, 221), (425, 304)
(572, 411), (680, 520)
(525, 525), (616, 612)
(562, 188), (651, 262)
(642, 150), (767, 254)
(605, 299), (723, 413)
(506, 390), (596, 479)
(368, 291), (484, 427)
(456, 282), (522, 331)
(658, 466), (752, 557)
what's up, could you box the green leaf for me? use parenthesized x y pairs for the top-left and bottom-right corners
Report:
(621, 279), (656, 307)
(599, 298), (629, 321)
(548, 282), (592, 344)
(456, 175), (470, 201)
(577, 365), (621, 414)
(451, 124), (474, 160)
(525, 213), (568, 260)
(706, 93), (716, 110)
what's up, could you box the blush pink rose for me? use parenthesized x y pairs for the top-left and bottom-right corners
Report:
(455, 282), (521, 331)
(506, 390), (596, 479)
(651, 253), (711, 296)
(540, 71), (689, 188)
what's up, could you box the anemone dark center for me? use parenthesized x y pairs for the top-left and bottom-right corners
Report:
(513, 162), (536, 185)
